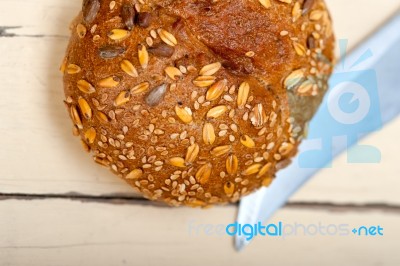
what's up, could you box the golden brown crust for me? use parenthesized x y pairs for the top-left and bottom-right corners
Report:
(61, 0), (335, 207)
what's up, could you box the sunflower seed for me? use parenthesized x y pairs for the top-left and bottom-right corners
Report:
(99, 46), (125, 59)
(206, 79), (227, 101)
(148, 43), (175, 57)
(108, 29), (129, 41)
(131, 82), (150, 94)
(307, 35), (316, 49)
(207, 105), (228, 118)
(145, 84), (167, 106)
(175, 106), (193, 124)
(185, 143), (200, 163)
(199, 62), (221, 76)
(211, 145), (231, 157)
(121, 5), (136, 30)
(84, 127), (96, 144)
(168, 157), (186, 168)
(224, 182), (235, 197)
(136, 12), (152, 28)
(226, 155), (238, 175)
(98, 76), (120, 88)
(242, 164), (262, 176)
(77, 80), (95, 94)
(195, 163), (212, 184)
(302, 0), (315, 15)
(158, 29), (177, 46)
(126, 168), (143, 179)
(78, 97), (92, 120)
(138, 45), (149, 69)
(240, 135), (255, 148)
(193, 76), (216, 87)
(82, 0), (100, 24)
(120, 60), (138, 77)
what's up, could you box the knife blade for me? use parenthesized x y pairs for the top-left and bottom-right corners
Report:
(235, 11), (400, 251)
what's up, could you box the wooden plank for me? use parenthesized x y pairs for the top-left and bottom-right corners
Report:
(1, 0), (399, 45)
(291, 118), (400, 204)
(0, 0), (400, 203)
(0, 0), (77, 37)
(0, 37), (137, 197)
(0, 199), (399, 265)
(328, 0), (400, 52)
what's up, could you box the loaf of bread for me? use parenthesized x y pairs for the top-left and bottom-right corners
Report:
(61, 0), (335, 207)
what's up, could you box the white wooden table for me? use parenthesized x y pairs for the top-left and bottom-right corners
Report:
(1, 0), (400, 265)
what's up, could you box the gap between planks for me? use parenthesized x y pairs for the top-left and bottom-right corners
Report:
(0, 26), (68, 38)
(1, 192), (400, 214)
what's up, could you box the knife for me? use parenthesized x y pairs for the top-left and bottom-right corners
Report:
(235, 11), (400, 251)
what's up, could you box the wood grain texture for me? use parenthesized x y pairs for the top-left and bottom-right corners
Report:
(2, 0), (399, 203)
(0, 199), (399, 266)
(0, 2), (400, 196)
(1, 0), (400, 264)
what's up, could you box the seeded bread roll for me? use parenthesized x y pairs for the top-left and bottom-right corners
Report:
(61, 0), (335, 207)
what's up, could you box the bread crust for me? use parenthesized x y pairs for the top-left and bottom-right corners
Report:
(62, 0), (335, 207)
